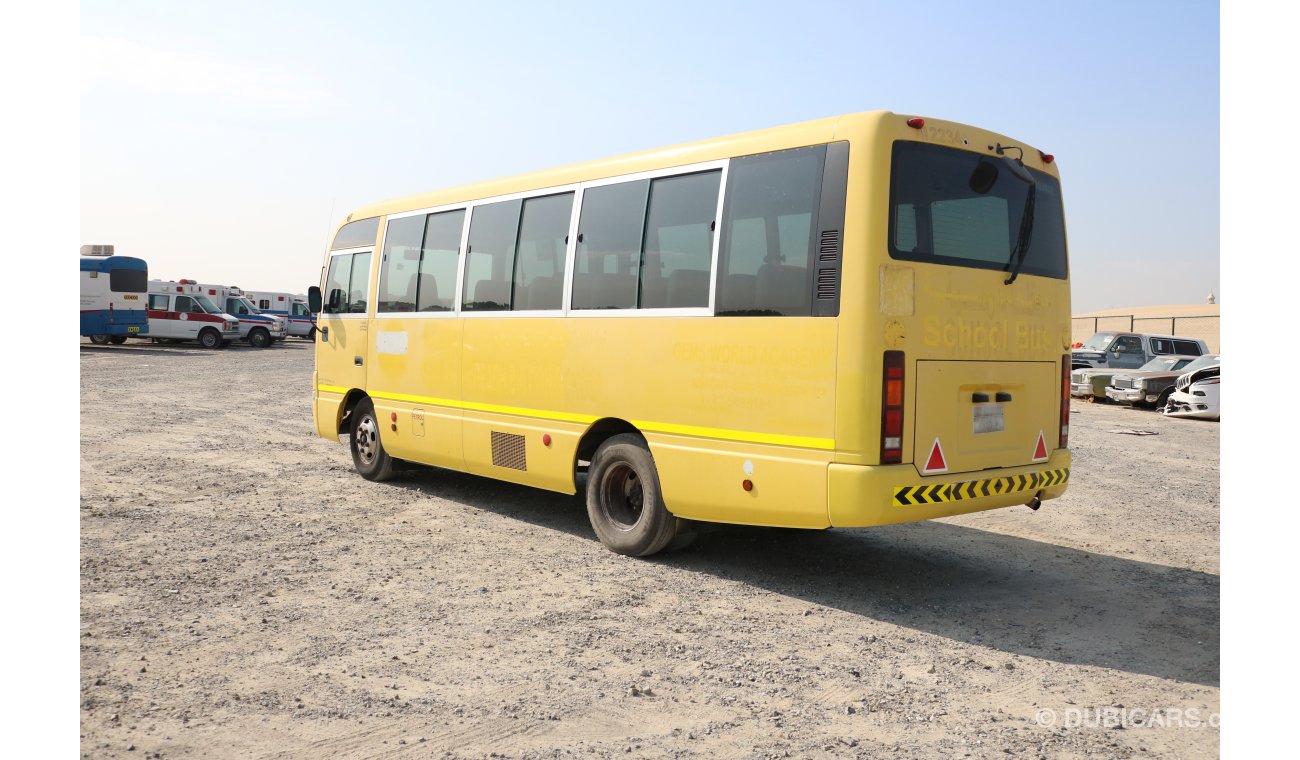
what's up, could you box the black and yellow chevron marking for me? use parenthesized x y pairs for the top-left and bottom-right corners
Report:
(893, 468), (1069, 506)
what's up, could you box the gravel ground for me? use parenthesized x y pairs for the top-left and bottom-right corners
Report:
(80, 339), (1219, 759)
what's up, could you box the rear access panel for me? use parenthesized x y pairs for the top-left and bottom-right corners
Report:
(912, 361), (1057, 475)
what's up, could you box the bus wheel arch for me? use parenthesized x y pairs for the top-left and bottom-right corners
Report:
(574, 418), (643, 485)
(337, 390), (370, 437)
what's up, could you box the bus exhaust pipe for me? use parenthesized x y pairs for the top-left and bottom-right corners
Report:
(1026, 495), (1042, 511)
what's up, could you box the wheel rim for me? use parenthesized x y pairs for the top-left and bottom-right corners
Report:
(355, 413), (379, 466)
(598, 462), (644, 530)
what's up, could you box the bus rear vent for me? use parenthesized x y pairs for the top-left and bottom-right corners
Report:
(817, 230), (840, 300)
(490, 432), (527, 471)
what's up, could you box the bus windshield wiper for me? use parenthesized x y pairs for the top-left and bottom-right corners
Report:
(996, 147), (1037, 285)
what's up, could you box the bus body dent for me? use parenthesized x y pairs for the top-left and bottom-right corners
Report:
(313, 111), (1070, 530)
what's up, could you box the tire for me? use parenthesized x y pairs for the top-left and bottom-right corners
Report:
(109, 336), (128, 344)
(586, 434), (678, 556)
(1153, 388), (1174, 410)
(248, 328), (271, 348)
(89, 334), (111, 345)
(220, 339), (232, 348)
(198, 328), (221, 349)
(349, 398), (395, 482)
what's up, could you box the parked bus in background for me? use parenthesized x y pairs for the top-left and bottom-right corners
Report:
(145, 279), (241, 349)
(309, 110), (1072, 556)
(193, 283), (287, 348)
(245, 290), (316, 339)
(80, 244), (149, 344)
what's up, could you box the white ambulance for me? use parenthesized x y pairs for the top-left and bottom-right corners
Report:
(245, 290), (316, 339)
(145, 279), (242, 348)
(192, 283), (287, 348)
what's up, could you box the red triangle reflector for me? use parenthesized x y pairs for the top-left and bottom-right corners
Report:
(1032, 430), (1049, 462)
(923, 438), (948, 474)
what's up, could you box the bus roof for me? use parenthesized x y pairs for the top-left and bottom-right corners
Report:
(80, 256), (147, 273)
(340, 110), (1059, 230)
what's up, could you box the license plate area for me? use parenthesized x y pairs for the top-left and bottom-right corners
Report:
(973, 404), (1005, 434)
(127, 326), (141, 333)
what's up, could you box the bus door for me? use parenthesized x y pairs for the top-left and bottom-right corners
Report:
(318, 248), (374, 392)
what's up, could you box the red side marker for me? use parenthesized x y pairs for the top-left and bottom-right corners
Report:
(1032, 431), (1049, 462)
(923, 438), (948, 474)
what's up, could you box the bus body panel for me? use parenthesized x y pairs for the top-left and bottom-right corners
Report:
(366, 316), (465, 469)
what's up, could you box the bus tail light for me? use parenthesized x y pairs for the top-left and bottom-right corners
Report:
(881, 351), (905, 464)
(1059, 355), (1070, 448)
(906, 117), (925, 129)
(1040, 151), (1055, 164)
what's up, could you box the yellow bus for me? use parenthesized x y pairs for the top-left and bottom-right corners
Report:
(308, 110), (1072, 556)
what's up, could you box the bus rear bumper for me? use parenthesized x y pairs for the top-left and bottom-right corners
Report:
(827, 449), (1071, 528)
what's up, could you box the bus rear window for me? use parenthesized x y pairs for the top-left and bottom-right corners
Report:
(888, 141), (1067, 280)
(110, 268), (147, 293)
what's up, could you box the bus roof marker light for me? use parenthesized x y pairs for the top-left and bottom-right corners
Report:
(906, 118), (925, 129)
(1039, 152), (1055, 164)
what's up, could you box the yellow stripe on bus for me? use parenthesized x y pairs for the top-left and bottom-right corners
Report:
(328, 386), (835, 451)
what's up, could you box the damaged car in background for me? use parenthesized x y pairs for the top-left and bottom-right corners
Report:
(1072, 355), (1198, 403)
(1105, 353), (1221, 409)
(1162, 363), (1221, 420)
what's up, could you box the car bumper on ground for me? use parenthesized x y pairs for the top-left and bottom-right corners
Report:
(1105, 387), (1157, 404)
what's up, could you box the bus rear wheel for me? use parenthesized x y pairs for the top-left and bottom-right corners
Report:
(586, 434), (678, 556)
(248, 328), (271, 348)
(198, 329), (222, 349)
(89, 334), (111, 345)
(350, 398), (395, 481)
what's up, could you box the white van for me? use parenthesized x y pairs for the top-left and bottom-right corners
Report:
(193, 283), (287, 348)
(245, 290), (316, 339)
(145, 280), (241, 348)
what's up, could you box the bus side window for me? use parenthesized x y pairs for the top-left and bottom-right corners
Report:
(347, 253), (371, 314)
(418, 209), (465, 312)
(378, 215), (425, 313)
(573, 180), (648, 310)
(323, 254), (352, 314)
(717, 146), (825, 316)
(640, 170), (720, 309)
(512, 193), (573, 311)
(462, 200), (522, 311)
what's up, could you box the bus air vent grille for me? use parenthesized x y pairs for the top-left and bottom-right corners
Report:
(817, 268), (837, 299)
(818, 230), (840, 262)
(490, 432), (527, 471)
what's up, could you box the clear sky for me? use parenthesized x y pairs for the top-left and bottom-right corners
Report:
(80, 0), (1219, 312)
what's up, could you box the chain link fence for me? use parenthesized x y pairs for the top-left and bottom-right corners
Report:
(1072, 315), (1219, 352)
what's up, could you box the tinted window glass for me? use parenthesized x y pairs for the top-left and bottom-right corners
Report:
(331, 217), (380, 250)
(640, 170), (720, 309)
(292, 302), (311, 316)
(148, 294), (169, 310)
(258, 299), (270, 309)
(573, 180), (648, 310)
(513, 193), (573, 311)
(378, 215), (426, 312)
(175, 296), (198, 313)
(462, 200), (522, 311)
(348, 252), (372, 314)
(1113, 336), (1142, 354)
(418, 210), (465, 312)
(889, 142), (1068, 279)
(1151, 339), (1173, 354)
(1173, 340), (1202, 355)
(718, 147), (825, 316)
(109, 268), (147, 293)
(323, 255), (351, 314)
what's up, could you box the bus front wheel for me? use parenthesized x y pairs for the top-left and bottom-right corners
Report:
(350, 398), (395, 482)
(586, 434), (679, 557)
(89, 334), (111, 345)
(198, 329), (222, 349)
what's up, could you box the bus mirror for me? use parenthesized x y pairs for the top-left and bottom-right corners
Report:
(1001, 155), (1036, 186)
(308, 286), (322, 313)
